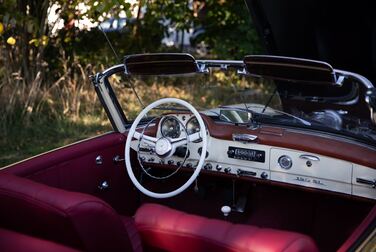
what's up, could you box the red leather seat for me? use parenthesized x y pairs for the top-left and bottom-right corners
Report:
(135, 203), (319, 252)
(0, 228), (80, 252)
(0, 173), (142, 252)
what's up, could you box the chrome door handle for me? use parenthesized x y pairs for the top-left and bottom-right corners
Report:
(113, 155), (125, 164)
(299, 154), (320, 161)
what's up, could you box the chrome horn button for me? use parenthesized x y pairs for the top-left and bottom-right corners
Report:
(155, 138), (172, 157)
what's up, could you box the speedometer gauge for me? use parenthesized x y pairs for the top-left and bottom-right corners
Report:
(186, 117), (200, 135)
(161, 117), (181, 138)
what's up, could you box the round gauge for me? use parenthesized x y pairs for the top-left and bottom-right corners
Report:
(161, 117), (181, 138)
(186, 117), (201, 135)
(278, 155), (292, 169)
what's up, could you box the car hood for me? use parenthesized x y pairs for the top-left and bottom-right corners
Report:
(245, 0), (376, 84)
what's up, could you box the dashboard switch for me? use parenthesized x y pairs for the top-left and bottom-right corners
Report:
(204, 163), (213, 170)
(168, 160), (174, 165)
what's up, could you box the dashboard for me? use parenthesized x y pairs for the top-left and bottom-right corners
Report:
(131, 114), (376, 200)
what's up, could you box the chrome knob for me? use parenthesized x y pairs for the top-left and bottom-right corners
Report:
(176, 161), (182, 166)
(261, 172), (268, 179)
(95, 155), (103, 165)
(216, 165), (222, 171)
(98, 181), (109, 190)
(168, 160), (174, 165)
(224, 167), (231, 173)
(204, 163), (213, 170)
(221, 205), (231, 217)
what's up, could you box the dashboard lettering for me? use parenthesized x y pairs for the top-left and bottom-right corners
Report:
(295, 176), (326, 186)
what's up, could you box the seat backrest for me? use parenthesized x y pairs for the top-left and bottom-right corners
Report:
(0, 228), (80, 252)
(0, 173), (133, 252)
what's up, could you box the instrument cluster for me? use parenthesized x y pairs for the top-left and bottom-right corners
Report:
(159, 114), (201, 140)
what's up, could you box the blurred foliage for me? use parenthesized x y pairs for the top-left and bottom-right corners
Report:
(0, 0), (262, 167)
(192, 0), (262, 59)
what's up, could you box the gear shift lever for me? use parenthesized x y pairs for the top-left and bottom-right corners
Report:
(221, 205), (231, 219)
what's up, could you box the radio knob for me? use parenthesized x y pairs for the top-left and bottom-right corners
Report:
(227, 149), (235, 155)
(261, 172), (268, 179)
(204, 163), (213, 170)
(168, 160), (174, 165)
(216, 165), (222, 171)
(224, 167), (231, 173)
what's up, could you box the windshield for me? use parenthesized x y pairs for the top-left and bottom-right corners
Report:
(108, 67), (376, 145)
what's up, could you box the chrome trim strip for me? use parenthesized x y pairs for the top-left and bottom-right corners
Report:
(96, 76), (126, 133)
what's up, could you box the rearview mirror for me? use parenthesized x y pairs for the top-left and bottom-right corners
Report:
(243, 55), (339, 85)
(219, 109), (251, 123)
(124, 53), (199, 75)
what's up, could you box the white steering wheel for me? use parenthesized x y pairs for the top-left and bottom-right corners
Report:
(124, 98), (208, 198)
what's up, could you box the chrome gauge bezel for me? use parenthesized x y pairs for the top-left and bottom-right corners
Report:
(186, 116), (203, 143)
(186, 117), (201, 135)
(160, 116), (181, 139)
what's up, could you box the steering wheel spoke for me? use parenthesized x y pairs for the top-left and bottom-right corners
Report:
(170, 132), (201, 148)
(134, 131), (157, 146)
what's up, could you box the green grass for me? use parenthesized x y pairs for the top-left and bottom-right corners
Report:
(0, 114), (112, 168)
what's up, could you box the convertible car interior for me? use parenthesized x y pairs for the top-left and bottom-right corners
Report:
(0, 52), (375, 252)
(1, 1), (376, 251)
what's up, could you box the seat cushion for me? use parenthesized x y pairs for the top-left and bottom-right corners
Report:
(0, 228), (80, 252)
(135, 203), (319, 252)
(0, 173), (139, 252)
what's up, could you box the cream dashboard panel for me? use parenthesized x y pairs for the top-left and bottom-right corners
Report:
(269, 147), (353, 195)
(131, 114), (376, 200)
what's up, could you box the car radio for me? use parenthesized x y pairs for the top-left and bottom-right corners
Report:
(227, 147), (265, 162)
